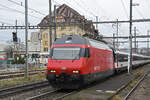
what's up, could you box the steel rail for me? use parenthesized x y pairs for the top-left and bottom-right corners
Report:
(0, 81), (49, 98)
(123, 71), (150, 100)
(53, 91), (77, 100)
(27, 89), (75, 100)
(0, 69), (46, 75)
(26, 89), (60, 100)
(0, 70), (46, 80)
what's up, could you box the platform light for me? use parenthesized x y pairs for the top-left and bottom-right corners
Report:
(72, 70), (80, 73)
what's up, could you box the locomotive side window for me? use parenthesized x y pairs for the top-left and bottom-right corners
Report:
(49, 48), (53, 58)
(84, 48), (90, 58)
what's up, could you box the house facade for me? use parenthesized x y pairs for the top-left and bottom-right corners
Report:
(39, 4), (95, 52)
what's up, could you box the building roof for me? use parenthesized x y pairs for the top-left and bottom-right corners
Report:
(39, 4), (95, 33)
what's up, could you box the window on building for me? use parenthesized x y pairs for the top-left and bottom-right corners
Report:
(60, 26), (66, 31)
(43, 33), (48, 39)
(61, 33), (66, 37)
(61, 19), (65, 22)
(71, 19), (75, 22)
(69, 27), (72, 31)
(44, 41), (48, 46)
(44, 48), (48, 52)
(45, 34), (48, 38)
(77, 28), (80, 33)
(79, 33), (82, 36)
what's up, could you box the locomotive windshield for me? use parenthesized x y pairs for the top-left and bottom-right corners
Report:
(51, 47), (80, 60)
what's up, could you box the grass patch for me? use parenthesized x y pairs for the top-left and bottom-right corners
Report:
(129, 79), (138, 88)
(112, 95), (122, 100)
(29, 66), (46, 71)
(62, 96), (87, 100)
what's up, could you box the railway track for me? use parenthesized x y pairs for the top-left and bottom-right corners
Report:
(123, 71), (150, 100)
(0, 69), (46, 75)
(107, 68), (150, 100)
(0, 70), (46, 80)
(27, 89), (76, 100)
(0, 81), (49, 98)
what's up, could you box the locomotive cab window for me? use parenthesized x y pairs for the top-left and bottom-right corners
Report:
(51, 47), (81, 60)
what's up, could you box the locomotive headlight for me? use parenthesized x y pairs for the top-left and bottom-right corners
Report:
(72, 70), (80, 73)
(50, 70), (56, 73)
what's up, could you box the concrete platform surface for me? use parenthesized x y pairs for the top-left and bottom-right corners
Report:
(64, 73), (137, 100)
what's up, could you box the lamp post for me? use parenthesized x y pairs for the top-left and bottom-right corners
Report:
(49, 0), (52, 50)
(128, 0), (139, 74)
(25, 0), (29, 77)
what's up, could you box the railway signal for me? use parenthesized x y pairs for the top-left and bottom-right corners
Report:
(12, 32), (18, 42)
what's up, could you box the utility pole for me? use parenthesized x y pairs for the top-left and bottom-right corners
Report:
(15, 20), (18, 58)
(25, 0), (29, 77)
(54, 5), (57, 41)
(128, 0), (133, 74)
(147, 30), (150, 56)
(134, 27), (137, 53)
(116, 19), (119, 50)
(113, 33), (115, 49)
(49, 0), (52, 49)
(137, 41), (138, 53)
(15, 20), (18, 33)
(96, 16), (98, 29)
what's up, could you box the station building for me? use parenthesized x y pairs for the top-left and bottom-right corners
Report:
(38, 4), (95, 53)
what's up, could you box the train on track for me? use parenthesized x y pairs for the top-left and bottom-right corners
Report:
(46, 35), (150, 89)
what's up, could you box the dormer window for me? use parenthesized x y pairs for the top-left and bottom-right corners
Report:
(43, 19), (48, 24)
(71, 19), (75, 22)
(61, 19), (65, 22)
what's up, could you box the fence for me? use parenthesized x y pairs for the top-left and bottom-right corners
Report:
(0, 63), (46, 72)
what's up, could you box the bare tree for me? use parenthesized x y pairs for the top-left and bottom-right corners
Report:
(4, 46), (14, 58)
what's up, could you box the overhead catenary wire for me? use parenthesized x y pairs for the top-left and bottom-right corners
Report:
(135, 7), (145, 19)
(54, 0), (95, 20)
(78, 0), (97, 16)
(0, 16), (16, 22)
(52, 0), (61, 5)
(120, 0), (129, 19)
(95, 0), (127, 37)
(64, 0), (88, 16)
(7, 0), (46, 16)
(94, 0), (113, 20)
(144, 0), (150, 9)
(74, 0), (128, 37)
(73, 0), (96, 17)
(0, 20), (13, 25)
(0, 4), (42, 19)
(61, 0), (96, 19)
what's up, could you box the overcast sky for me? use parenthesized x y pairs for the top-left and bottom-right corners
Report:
(0, 0), (150, 48)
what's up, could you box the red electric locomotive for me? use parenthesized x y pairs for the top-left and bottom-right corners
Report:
(47, 35), (115, 89)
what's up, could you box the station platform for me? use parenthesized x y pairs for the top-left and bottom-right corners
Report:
(63, 63), (150, 100)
